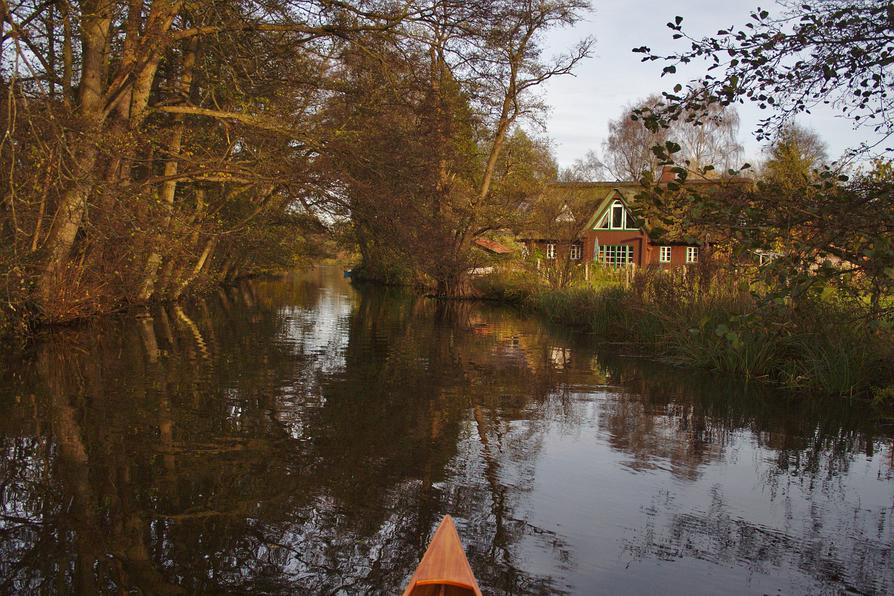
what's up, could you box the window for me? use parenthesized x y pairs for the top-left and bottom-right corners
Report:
(611, 202), (624, 228)
(686, 246), (699, 263)
(659, 246), (672, 263)
(570, 243), (582, 260)
(595, 200), (637, 230)
(596, 244), (633, 266)
(546, 243), (556, 259)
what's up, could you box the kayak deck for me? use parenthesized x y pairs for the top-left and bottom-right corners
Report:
(405, 585), (477, 596)
(403, 515), (482, 596)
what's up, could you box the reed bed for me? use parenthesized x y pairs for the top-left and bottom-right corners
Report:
(474, 263), (894, 400)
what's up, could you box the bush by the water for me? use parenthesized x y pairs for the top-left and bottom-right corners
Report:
(474, 264), (894, 399)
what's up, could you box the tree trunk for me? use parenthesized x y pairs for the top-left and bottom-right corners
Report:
(138, 36), (198, 301)
(36, 144), (99, 303)
(173, 237), (216, 299)
(59, 0), (73, 107)
(36, 0), (111, 304)
(435, 269), (467, 298)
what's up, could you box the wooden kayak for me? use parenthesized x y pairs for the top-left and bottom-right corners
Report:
(402, 515), (483, 596)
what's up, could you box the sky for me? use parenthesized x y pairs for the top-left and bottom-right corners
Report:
(538, 0), (883, 169)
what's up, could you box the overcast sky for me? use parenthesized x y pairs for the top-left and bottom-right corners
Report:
(538, 0), (882, 169)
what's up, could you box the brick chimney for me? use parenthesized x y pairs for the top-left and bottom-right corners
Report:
(659, 165), (678, 183)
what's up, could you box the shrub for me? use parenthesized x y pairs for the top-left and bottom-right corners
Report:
(490, 263), (894, 399)
(472, 268), (544, 303)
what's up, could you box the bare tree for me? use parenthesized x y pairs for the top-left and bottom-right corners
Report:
(603, 95), (668, 181)
(559, 149), (606, 182)
(673, 102), (742, 173)
(602, 95), (742, 181)
(329, 0), (592, 295)
(424, 0), (593, 296)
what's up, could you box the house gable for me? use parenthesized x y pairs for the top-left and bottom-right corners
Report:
(583, 190), (641, 233)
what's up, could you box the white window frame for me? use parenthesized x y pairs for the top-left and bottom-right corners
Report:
(611, 202), (625, 229)
(546, 243), (556, 259)
(570, 243), (582, 260)
(686, 246), (699, 263)
(659, 246), (672, 263)
(596, 200), (636, 230)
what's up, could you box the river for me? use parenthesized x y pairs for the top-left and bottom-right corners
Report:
(0, 267), (891, 594)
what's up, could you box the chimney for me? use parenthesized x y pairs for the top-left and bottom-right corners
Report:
(659, 165), (677, 184)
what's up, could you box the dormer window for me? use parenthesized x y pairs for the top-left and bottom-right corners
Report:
(611, 202), (624, 227)
(595, 199), (636, 230)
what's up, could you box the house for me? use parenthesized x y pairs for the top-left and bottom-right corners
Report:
(580, 184), (698, 266)
(520, 167), (749, 267)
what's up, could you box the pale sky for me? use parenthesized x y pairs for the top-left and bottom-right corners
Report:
(538, 0), (885, 169)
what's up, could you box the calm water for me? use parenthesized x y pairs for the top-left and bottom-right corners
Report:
(0, 268), (892, 594)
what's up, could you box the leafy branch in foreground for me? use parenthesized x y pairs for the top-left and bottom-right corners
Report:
(626, 1), (894, 322)
(633, 0), (894, 153)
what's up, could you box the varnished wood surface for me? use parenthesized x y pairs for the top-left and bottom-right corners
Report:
(406, 585), (477, 596)
(402, 515), (483, 596)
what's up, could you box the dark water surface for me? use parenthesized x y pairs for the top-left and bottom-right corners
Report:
(1, 268), (892, 594)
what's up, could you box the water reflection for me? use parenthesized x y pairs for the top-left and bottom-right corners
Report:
(0, 268), (891, 594)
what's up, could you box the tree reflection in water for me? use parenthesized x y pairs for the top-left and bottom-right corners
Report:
(596, 360), (893, 594)
(0, 268), (890, 594)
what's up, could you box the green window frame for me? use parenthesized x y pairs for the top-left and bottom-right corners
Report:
(596, 244), (633, 266)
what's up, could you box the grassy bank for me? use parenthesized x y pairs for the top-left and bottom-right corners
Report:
(473, 265), (894, 402)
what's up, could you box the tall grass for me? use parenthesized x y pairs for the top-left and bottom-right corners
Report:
(473, 263), (894, 398)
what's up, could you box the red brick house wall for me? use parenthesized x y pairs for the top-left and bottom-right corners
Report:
(581, 231), (701, 267)
(526, 234), (700, 267)
(581, 230), (648, 264)
(521, 239), (584, 262)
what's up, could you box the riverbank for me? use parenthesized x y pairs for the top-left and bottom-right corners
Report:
(0, 269), (293, 344)
(472, 266), (894, 402)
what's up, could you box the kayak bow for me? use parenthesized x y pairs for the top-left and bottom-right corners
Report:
(402, 515), (482, 596)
